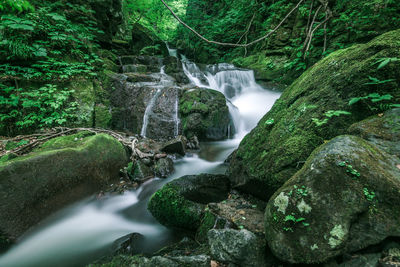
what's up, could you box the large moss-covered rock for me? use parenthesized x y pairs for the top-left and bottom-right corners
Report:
(0, 133), (128, 240)
(264, 135), (400, 264)
(148, 174), (230, 230)
(228, 29), (400, 199)
(348, 108), (400, 157)
(179, 88), (231, 140)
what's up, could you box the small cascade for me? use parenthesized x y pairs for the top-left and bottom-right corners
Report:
(181, 60), (281, 138)
(140, 66), (181, 139)
(140, 88), (162, 138)
(173, 89), (180, 137)
(166, 43), (178, 58)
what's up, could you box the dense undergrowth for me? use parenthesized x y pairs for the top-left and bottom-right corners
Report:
(0, 0), (105, 135)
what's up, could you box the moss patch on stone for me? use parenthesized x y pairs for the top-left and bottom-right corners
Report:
(148, 183), (204, 230)
(179, 88), (231, 140)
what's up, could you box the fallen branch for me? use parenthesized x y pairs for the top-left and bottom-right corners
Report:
(160, 0), (305, 47)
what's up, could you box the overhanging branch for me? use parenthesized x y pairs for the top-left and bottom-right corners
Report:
(160, 0), (305, 47)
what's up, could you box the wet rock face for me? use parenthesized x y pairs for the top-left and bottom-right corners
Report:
(228, 29), (400, 200)
(179, 88), (231, 141)
(108, 56), (181, 139)
(148, 174), (231, 230)
(143, 86), (181, 140)
(264, 135), (400, 264)
(0, 133), (128, 240)
(208, 229), (268, 267)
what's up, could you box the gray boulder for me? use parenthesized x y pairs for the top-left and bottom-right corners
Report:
(208, 229), (268, 267)
(348, 108), (400, 157)
(265, 135), (400, 264)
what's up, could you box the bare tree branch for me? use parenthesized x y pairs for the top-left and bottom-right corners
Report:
(237, 13), (256, 44)
(160, 0), (305, 47)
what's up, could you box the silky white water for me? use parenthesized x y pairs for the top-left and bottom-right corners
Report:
(0, 52), (281, 267)
(182, 61), (281, 138)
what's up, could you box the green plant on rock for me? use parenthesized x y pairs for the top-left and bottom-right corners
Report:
(374, 57), (399, 70)
(338, 161), (361, 178)
(349, 93), (400, 111)
(363, 187), (376, 202)
(283, 212), (310, 231)
(312, 110), (352, 126)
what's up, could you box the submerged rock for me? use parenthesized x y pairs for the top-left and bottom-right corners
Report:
(264, 135), (400, 264)
(228, 29), (400, 199)
(208, 229), (268, 267)
(0, 133), (128, 240)
(179, 88), (231, 141)
(148, 173), (230, 230)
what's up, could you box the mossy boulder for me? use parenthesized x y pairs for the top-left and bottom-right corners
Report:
(0, 133), (128, 240)
(348, 108), (400, 157)
(208, 229), (268, 267)
(179, 88), (231, 141)
(228, 29), (400, 199)
(148, 174), (230, 230)
(131, 24), (168, 57)
(264, 135), (400, 264)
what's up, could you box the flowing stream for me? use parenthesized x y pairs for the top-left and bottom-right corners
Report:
(0, 51), (281, 267)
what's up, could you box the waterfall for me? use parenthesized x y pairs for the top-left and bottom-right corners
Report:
(181, 61), (281, 138)
(140, 88), (162, 138)
(165, 43), (178, 58)
(173, 88), (180, 137)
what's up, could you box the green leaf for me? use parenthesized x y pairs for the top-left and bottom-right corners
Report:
(349, 97), (361, 105)
(377, 58), (391, 69)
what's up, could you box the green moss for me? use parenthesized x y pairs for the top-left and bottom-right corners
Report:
(94, 104), (112, 128)
(37, 132), (95, 152)
(179, 88), (230, 140)
(229, 29), (400, 200)
(148, 184), (204, 230)
(232, 52), (290, 83)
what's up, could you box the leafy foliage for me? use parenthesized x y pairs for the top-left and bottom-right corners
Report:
(0, 84), (78, 133)
(312, 110), (352, 126)
(0, 1), (104, 135)
(123, 0), (188, 40)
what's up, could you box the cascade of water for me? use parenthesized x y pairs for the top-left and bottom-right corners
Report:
(140, 88), (162, 138)
(165, 43), (178, 58)
(173, 87), (180, 137)
(181, 60), (280, 138)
